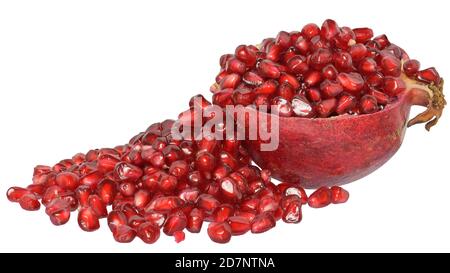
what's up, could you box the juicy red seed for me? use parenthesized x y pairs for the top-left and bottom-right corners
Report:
(359, 95), (379, 114)
(195, 151), (216, 172)
(417, 67), (441, 85)
(6, 187), (30, 202)
(214, 204), (234, 222)
(197, 194), (220, 214)
(80, 171), (104, 190)
(227, 216), (250, 235)
(359, 58), (377, 75)
(316, 98), (337, 118)
(55, 172), (80, 191)
(113, 225), (136, 243)
(294, 37), (311, 55)
(275, 31), (291, 49)
(207, 222), (232, 244)
(265, 42), (282, 62)
(292, 96), (315, 118)
(336, 93), (357, 115)
(144, 211), (166, 228)
(282, 200), (302, 224)
(189, 94), (211, 110)
(271, 97), (293, 117)
(304, 70), (322, 87)
(45, 199), (71, 225)
(19, 193), (41, 211)
(333, 51), (353, 71)
(97, 154), (120, 173)
(235, 45), (257, 67)
(403, 59), (420, 77)
(163, 211), (187, 236)
(353, 28), (373, 43)
(226, 57), (246, 75)
(173, 230), (185, 243)
(75, 185), (92, 207)
(78, 207), (100, 231)
(219, 177), (242, 202)
(119, 181), (137, 197)
(302, 23), (320, 39)
(255, 80), (278, 95)
(309, 48), (333, 70)
(277, 83), (295, 101)
(26, 184), (45, 198)
(42, 185), (65, 206)
(305, 87), (322, 103)
(308, 187), (332, 208)
(283, 185), (308, 204)
(373, 34), (390, 49)
(233, 88), (256, 106)
(96, 179), (117, 205)
(145, 196), (184, 213)
(320, 19), (340, 41)
(137, 222), (160, 244)
(251, 213), (276, 234)
(366, 72), (384, 87)
(337, 72), (365, 94)
(186, 208), (204, 233)
(383, 77), (406, 96)
(128, 215), (146, 230)
(330, 186), (350, 204)
(258, 196), (278, 214)
(219, 73), (241, 89)
(107, 210), (128, 232)
(243, 71), (264, 86)
(380, 54), (401, 77)
(349, 43), (368, 62)
(322, 64), (338, 80)
(87, 194), (107, 218)
(280, 72), (301, 89)
(367, 88), (389, 105)
(320, 80), (343, 98)
(257, 60), (281, 79)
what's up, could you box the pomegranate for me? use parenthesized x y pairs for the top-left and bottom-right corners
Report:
(210, 19), (445, 187)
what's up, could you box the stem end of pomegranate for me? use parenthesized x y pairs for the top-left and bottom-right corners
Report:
(407, 78), (446, 131)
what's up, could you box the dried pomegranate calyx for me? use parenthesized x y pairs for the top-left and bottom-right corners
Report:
(404, 75), (446, 131)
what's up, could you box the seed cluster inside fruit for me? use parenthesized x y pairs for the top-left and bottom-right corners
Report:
(211, 19), (441, 117)
(6, 95), (349, 244)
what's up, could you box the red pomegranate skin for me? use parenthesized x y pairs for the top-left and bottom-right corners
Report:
(244, 90), (420, 188)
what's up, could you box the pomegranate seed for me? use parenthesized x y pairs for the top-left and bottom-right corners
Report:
(251, 213), (276, 234)
(144, 211), (166, 228)
(78, 207), (100, 231)
(207, 222), (232, 244)
(359, 58), (377, 75)
(113, 225), (136, 243)
(333, 51), (353, 71)
(417, 67), (441, 85)
(380, 54), (401, 77)
(187, 208), (204, 233)
(173, 230), (185, 243)
(353, 28), (373, 43)
(367, 88), (389, 105)
(19, 193), (40, 211)
(226, 57), (246, 75)
(145, 196), (184, 213)
(45, 199), (71, 225)
(254, 80), (278, 95)
(349, 43), (368, 62)
(281, 198), (302, 224)
(96, 179), (117, 205)
(137, 222), (160, 244)
(336, 93), (357, 115)
(271, 97), (293, 117)
(322, 64), (338, 80)
(330, 186), (350, 204)
(219, 73), (241, 89)
(294, 37), (311, 55)
(235, 45), (257, 67)
(107, 210), (128, 232)
(275, 31), (291, 49)
(366, 72), (384, 87)
(128, 215), (146, 230)
(308, 187), (332, 208)
(214, 204), (234, 222)
(304, 70), (322, 87)
(383, 77), (406, 96)
(243, 71), (264, 86)
(233, 88), (256, 106)
(26, 184), (45, 198)
(359, 95), (379, 114)
(195, 151), (216, 172)
(197, 194), (220, 214)
(309, 48), (333, 70)
(316, 98), (337, 117)
(305, 87), (322, 103)
(257, 60), (281, 79)
(403, 59), (420, 77)
(227, 216), (251, 235)
(163, 210), (187, 236)
(41, 185), (65, 206)
(320, 80), (343, 98)
(6, 187), (30, 202)
(283, 185), (308, 204)
(291, 96), (314, 118)
(55, 172), (79, 191)
(373, 34), (390, 49)
(119, 181), (137, 197)
(321, 19), (340, 41)
(337, 72), (365, 94)
(302, 23), (320, 39)
(87, 194), (107, 218)
(265, 42), (282, 62)
(258, 196), (278, 214)
(97, 154), (120, 173)
(80, 171), (103, 190)
(75, 185), (92, 207)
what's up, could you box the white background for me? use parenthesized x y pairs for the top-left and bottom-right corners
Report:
(1, 0), (449, 253)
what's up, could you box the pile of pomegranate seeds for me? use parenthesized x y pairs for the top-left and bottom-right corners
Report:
(7, 96), (349, 244)
(211, 19), (441, 117)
